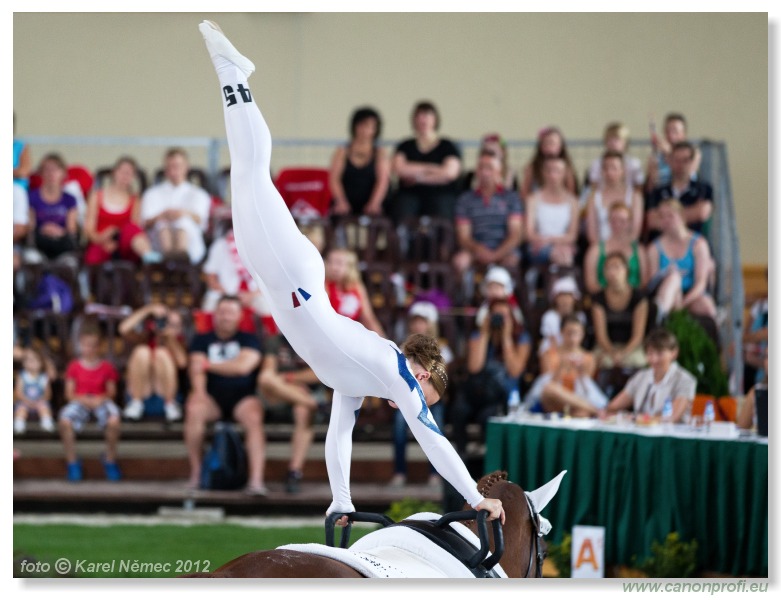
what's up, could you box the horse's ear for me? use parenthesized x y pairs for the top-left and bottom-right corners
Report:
(526, 470), (567, 512)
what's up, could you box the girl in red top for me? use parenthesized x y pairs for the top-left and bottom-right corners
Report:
(84, 156), (161, 265)
(323, 247), (385, 336)
(58, 323), (121, 482)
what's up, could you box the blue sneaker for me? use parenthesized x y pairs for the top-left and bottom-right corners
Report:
(102, 456), (122, 481)
(66, 460), (82, 482)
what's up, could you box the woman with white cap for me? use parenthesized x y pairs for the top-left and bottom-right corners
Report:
(451, 267), (531, 454)
(538, 275), (588, 360)
(198, 21), (503, 523)
(474, 265), (524, 329)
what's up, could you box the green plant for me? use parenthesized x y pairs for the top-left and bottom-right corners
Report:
(633, 532), (698, 578)
(664, 310), (728, 397)
(546, 531), (572, 578)
(386, 498), (443, 523)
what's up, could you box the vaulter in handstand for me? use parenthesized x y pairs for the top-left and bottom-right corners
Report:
(198, 20), (504, 524)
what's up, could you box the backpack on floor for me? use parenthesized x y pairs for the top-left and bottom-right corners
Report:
(28, 273), (74, 314)
(199, 422), (248, 490)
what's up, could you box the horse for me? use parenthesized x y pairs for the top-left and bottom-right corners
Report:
(183, 470), (565, 578)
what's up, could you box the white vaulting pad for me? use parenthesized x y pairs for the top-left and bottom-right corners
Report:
(279, 513), (507, 578)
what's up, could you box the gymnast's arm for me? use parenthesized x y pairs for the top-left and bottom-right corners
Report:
(387, 380), (485, 509)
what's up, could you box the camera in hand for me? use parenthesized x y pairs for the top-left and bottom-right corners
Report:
(146, 314), (168, 332)
(490, 313), (504, 329)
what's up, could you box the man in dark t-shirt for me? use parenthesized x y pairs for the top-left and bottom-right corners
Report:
(185, 295), (266, 494)
(646, 141), (713, 240)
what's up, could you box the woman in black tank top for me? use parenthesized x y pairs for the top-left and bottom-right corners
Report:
(329, 107), (390, 216)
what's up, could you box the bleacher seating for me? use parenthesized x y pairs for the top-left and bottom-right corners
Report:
(12, 135), (746, 512)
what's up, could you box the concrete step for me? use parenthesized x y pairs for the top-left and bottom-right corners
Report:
(13, 478), (449, 515)
(12, 440), (450, 483)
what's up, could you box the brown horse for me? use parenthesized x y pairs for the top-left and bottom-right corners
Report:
(185, 471), (564, 578)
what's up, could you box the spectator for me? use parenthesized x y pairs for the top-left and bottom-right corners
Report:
(390, 100), (462, 221)
(452, 149), (523, 297)
(257, 330), (326, 493)
(584, 122), (644, 192)
(84, 156), (161, 266)
(743, 277), (768, 392)
(523, 156), (579, 267)
(324, 247), (386, 336)
(462, 133), (517, 191)
(14, 347), (54, 434)
(28, 153), (79, 260)
(645, 112), (701, 194)
(520, 126), (578, 199)
(583, 202), (650, 295)
(474, 265), (524, 330)
(389, 301), (452, 488)
(119, 303), (188, 422)
(184, 295), (266, 494)
(591, 252), (649, 369)
(584, 150), (644, 244)
(646, 141), (713, 240)
(13, 185), (29, 274)
(202, 228), (270, 318)
(58, 321), (121, 482)
(328, 106), (390, 217)
(737, 356), (767, 430)
(13, 115), (32, 269)
(538, 275), (587, 357)
(525, 315), (607, 417)
(141, 147), (211, 264)
(647, 198), (716, 322)
(13, 113), (32, 192)
(451, 296), (531, 454)
(601, 328), (697, 423)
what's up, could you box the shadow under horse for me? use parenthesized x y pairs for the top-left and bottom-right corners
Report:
(184, 471), (565, 578)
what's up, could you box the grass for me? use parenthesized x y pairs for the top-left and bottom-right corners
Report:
(13, 523), (374, 578)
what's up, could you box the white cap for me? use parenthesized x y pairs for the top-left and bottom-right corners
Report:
(408, 301), (439, 324)
(550, 275), (581, 300)
(481, 266), (514, 296)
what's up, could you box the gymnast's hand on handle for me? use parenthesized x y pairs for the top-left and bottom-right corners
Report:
(475, 498), (505, 525)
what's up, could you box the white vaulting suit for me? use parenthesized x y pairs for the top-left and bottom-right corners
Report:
(199, 22), (484, 514)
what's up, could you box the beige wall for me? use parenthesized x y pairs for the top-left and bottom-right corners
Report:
(13, 12), (767, 263)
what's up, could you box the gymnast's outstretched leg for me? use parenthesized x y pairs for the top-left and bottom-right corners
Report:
(199, 21), (324, 301)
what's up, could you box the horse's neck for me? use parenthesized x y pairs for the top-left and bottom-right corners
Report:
(481, 483), (535, 578)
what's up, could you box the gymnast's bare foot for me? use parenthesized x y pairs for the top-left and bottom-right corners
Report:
(199, 20), (255, 78)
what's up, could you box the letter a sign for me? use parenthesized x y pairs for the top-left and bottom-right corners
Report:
(571, 525), (605, 578)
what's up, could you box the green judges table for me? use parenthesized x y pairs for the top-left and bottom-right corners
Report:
(484, 417), (768, 576)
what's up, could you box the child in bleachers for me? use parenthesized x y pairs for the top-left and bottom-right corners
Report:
(525, 315), (607, 417)
(13, 348), (54, 434)
(538, 276), (587, 357)
(58, 321), (121, 482)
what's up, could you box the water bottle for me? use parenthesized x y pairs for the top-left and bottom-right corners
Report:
(507, 389), (521, 419)
(661, 397), (673, 421)
(389, 272), (407, 307)
(703, 399), (716, 433)
(661, 397), (673, 431)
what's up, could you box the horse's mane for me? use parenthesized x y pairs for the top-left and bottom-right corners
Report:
(477, 471), (509, 497)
